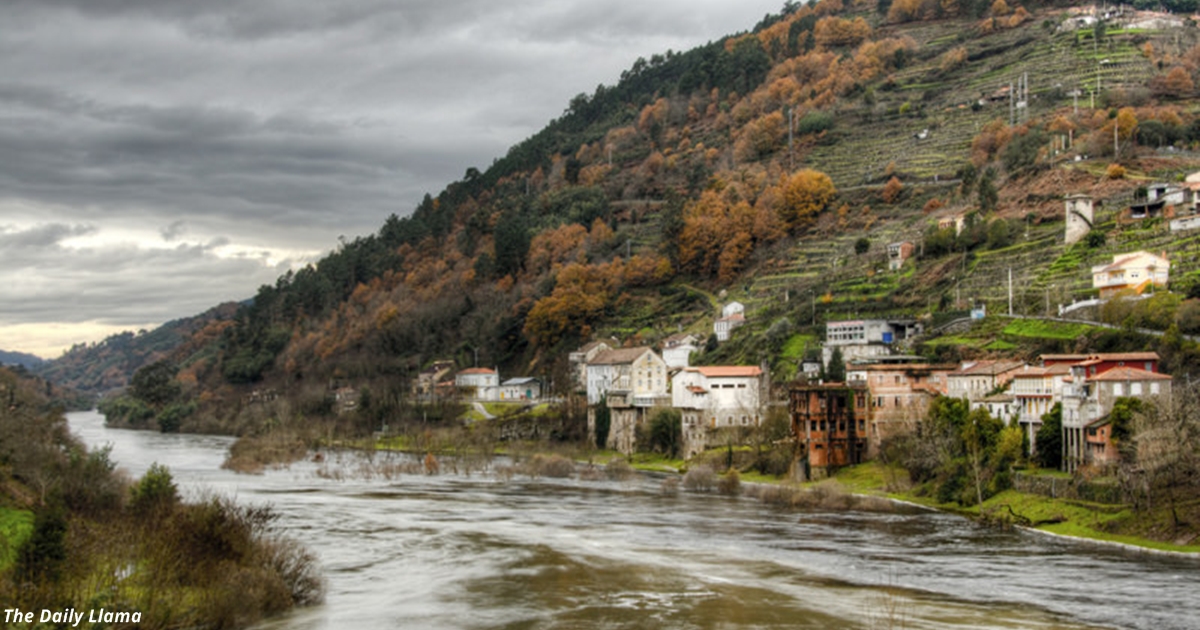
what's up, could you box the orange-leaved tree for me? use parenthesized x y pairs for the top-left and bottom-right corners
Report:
(777, 168), (837, 232)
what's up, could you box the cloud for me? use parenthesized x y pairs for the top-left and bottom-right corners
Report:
(0, 0), (782, 356)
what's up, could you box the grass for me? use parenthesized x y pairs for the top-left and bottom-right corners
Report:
(1002, 318), (1097, 340)
(780, 333), (817, 361)
(826, 463), (1200, 554)
(0, 508), (34, 571)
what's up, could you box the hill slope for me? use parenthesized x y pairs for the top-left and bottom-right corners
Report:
(72, 1), (1200, 435)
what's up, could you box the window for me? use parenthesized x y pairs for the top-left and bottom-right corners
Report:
(1131, 382), (1143, 396)
(1151, 382), (1160, 395)
(1112, 383), (1123, 396)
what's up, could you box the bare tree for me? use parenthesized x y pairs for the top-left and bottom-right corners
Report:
(1129, 385), (1200, 530)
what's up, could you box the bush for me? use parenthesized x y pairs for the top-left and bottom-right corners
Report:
(682, 465), (716, 492)
(130, 462), (179, 515)
(717, 469), (742, 496)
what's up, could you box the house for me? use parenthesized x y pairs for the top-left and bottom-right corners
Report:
(823, 318), (921, 367)
(887, 241), (914, 271)
(714, 302), (746, 342)
(586, 347), (670, 454)
(946, 360), (1025, 405)
(1091, 251), (1170, 299)
(972, 393), (1018, 425)
(848, 358), (954, 451)
(937, 213), (966, 235)
(499, 377), (541, 402)
(789, 382), (871, 479)
(413, 360), (455, 400)
(1011, 363), (1074, 453)
(661, 332), (701, 369)
(673, 365), (766, 458)
(569, 339), (617, 393)
(1061, 365), (1172, 472)
(1064, 194), (1094, 245)
(456, 367), (499, 402)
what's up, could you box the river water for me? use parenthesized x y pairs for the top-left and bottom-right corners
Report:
(67, 410), (1200, 630)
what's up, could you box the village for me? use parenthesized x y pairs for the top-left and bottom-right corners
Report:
(384, 178), (1198, 481)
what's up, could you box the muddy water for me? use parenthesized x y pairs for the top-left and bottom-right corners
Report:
(69, 410), (1200, 630)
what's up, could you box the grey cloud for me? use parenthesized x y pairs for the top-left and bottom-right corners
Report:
(0, 223), (96, 249)
(0, 0), (782, 354)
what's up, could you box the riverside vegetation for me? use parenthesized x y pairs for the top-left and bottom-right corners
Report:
(0, 368), (324, 629)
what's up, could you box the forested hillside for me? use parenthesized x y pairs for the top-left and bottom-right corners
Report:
(84, 0), (1200, 436)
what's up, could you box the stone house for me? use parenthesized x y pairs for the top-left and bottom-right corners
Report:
(672, 365), (766, 458)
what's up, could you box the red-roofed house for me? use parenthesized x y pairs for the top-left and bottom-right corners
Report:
(673, 365), (766, 458)
(456, 367), (500, 401)
(1062, 365), (1172, 471)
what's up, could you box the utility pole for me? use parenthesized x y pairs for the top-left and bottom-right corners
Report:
(1008, 267), (1014, 316)
(788, 107), (795, 172)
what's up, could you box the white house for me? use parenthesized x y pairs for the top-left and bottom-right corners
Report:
(672, 365), (766, 458)
(456, 367), (500, 402)
(1061, 364), (1171, 472)
(569, 339), (617, 393)
(661, 332), (701, 369)
(714, 302), (746, 342)
(946, 360), (1025, 405)
(586, 347), (670, 454)
(499, 377), (541, 402)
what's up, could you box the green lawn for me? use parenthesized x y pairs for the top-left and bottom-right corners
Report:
(0, 508), (34, 571)
(1002, 318), (1096, 340)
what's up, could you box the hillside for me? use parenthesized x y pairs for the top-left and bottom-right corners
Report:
(75, 0), (1200, 436)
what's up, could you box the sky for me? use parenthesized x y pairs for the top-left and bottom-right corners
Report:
(0, 0), (785, 359)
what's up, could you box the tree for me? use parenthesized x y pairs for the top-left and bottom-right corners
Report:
(778, 169), (837, 232)
(594, 396), (611, 450)
(977, 167), (998, 212)
(854, 236), (871, 255)
(1035, 403), (1063, 469)
(130, 360), (181, 409)
(647, 408), (683, 458)
(826, 347), (846, 382)
(130, 462), (179, 515)
(881, 176), (904, 204)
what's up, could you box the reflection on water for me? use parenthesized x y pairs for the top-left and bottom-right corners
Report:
(68, 411), (1200, 630)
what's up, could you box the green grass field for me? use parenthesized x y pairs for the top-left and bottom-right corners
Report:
(0, 508), (34, 571)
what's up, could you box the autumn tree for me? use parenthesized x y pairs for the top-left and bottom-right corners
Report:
(777, 169), (837, 232)
(881, 176), (904, 204)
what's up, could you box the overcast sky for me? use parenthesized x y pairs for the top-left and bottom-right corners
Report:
(0, 0), (783, 359)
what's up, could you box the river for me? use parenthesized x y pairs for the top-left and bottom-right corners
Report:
(67, 410), (1200, 630)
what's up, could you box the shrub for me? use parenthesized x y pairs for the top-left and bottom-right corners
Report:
(130, 462), (179, 515)
(717, 469), (742, 496)
(682, 465), (717, 492)
(1106, 163), (1127, 179)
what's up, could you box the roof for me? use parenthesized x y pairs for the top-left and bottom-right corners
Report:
(981, 393), (1015, 403)
(590, 347), (654, 366)
(1096, 251), (1169, 274)
(1011, 366), (1048, 379)
(687, 365), (762, 378)
(716, 313), (746, 323)
(686, 385), (708, 394)
(501, 377), (539, 386)
(949, 360), (1025, 377)
(1086, 367), (1172, 382)
(457, 367), (496, 375)
(1090, 352), (1160, 362)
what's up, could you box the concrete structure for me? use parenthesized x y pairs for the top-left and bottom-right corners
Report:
(1064, 193), (1094, 245)
(887, 241), (914, 271)
(1061, 365), (1172, 472)
(823, 318), (921, 367)
(1091, 251), (1170, 299)
(847, 359), (954, 451)
(946, 360), (1025, 405)
(413, 360), (455, 400)
(456, 367), (500, 402)
(673, 365), (766, 458)
(499, 377), (541, 402)
(972, 393), (1018, 424)
(1011, 363), (1073, 453)
(661, 333), (700, 369)
(789, 382), (871, 478)
(569, 339), (616, 392)
(586, 347), (670, 454)
(714, 302), (746, 342)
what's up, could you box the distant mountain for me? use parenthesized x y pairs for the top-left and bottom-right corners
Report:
(0, 349), (44, 368)
(34, 302), (240, 395)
